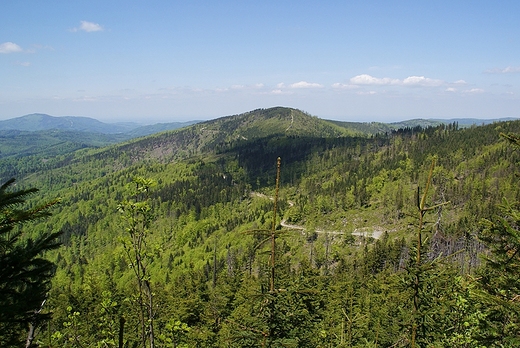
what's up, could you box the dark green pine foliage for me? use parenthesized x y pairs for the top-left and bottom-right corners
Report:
(476, 133), (520, 346)
(219, 266), (324, 348)
(0, 178), (61, 347)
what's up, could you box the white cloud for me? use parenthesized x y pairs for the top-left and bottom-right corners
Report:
(0, 42), (23, 54)
(501, 66), (520, 73)
(357, 91), (377, 95)
(16, 61), (31, 66)
(274, 81), (323, 89)
(453, 80), (467, 85)
(445, 87), (457, 92)
(331, 82), (359, 89)
(349, 74), (444, 87)
(350, 74), (399, 85)
(230, 83), (265, 90)
(289, 81), (324, 88)
(269, 89), (293, 95)
(80, 20), (104, 32)
(485, 66), (520, 74)
(402, 76), (443, 87)
(71, 21), (104, 32)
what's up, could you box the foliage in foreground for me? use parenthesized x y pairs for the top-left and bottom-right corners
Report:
(0, 179), (61, 347)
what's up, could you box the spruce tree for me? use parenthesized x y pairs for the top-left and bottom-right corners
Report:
(477, 132), (520, 346)
(0, 178), (61, 347)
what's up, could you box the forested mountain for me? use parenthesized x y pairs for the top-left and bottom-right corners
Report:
(0, 129), (125, 158)
(0, 113), (137, 133)
(2, 111), (507, 162)
(327, 119), (446, 135)
(0, 115), (198, 165)
(3, 106), (520, 347)
(433, 117), (519, 126)
(329, 117), (518, 135)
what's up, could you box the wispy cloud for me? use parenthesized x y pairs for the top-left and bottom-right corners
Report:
(0, 42), (23, 54)
(26, 44), (54, 53)
(230, 83), (265, 90)
(350, 74), (400, 85)
(269, 89), (293, 95)
(331, 83), (359, 90)
(70, 21), (104, 32)
(444, 80), (469, 92)
(73, 95), (98, 102)
(401, 76), (443, 87)
(464, 88), (485, 94)
(348, 74), (443, 87)
(485, 66), (520, 74)
(274, 81), (323, 90)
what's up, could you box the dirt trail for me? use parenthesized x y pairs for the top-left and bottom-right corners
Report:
(280, 219), (384, 239)
(252, 192), (385, 240)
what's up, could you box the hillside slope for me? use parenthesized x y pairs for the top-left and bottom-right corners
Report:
(51, 107), (353, 167)
(9, 107), (520, 346)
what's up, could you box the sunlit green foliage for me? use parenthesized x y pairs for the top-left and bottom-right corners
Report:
(3, 108), (520, 345)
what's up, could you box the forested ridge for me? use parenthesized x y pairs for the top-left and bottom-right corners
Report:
(2, 107), (520, 347)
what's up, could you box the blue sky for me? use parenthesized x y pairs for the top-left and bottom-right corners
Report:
(1, 1), (519, 123)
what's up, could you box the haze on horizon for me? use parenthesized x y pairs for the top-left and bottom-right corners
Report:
(1, 1), (519, 124)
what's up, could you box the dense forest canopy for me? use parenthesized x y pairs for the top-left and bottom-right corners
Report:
(2, 107), (520, 347)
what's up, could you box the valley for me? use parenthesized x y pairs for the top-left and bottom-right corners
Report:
(2, 107), (520, 347)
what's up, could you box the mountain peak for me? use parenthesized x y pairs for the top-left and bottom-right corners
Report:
(201, 107), (348, 140)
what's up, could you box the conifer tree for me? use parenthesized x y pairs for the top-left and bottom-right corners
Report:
(406, 159), (450, 347)
(477, 132), (520, 346)
(0, 178), (61, 347)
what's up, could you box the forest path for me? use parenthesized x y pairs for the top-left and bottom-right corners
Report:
(280, 219), (384, 239)
(284, 111), (294, 132)
(251, 192), (384, 239)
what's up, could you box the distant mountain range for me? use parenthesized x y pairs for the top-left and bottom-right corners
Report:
(0, 114), (199, 159)
(0, 112), (515, 136)
(329, 117), (519, 135)
(0, 109), (517, 160)
(431, 117), (520, 126)
(0, 113), (199, 136)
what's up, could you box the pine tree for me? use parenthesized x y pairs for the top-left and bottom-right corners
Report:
(406, 159), (450, 347)
(0, 178), (61, 347)
(476, 132), (520, 346)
